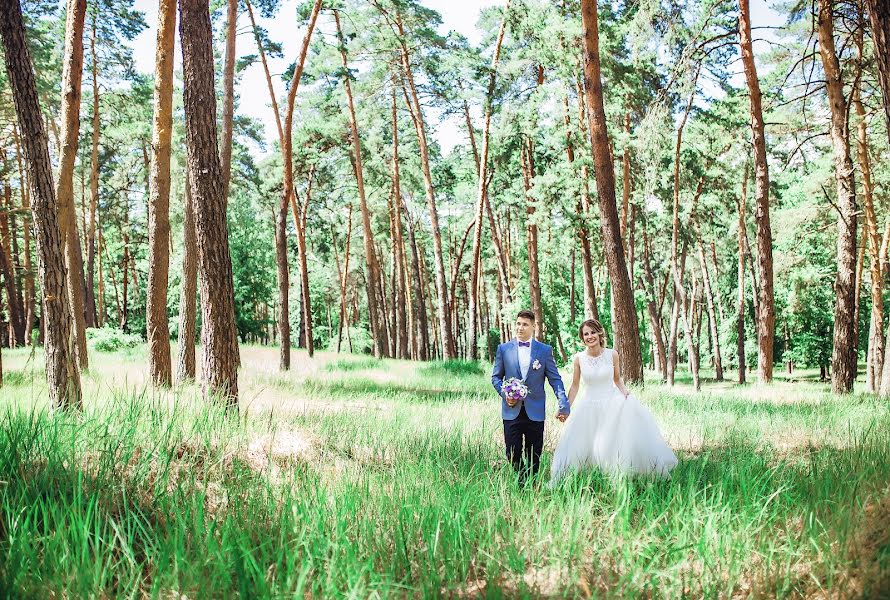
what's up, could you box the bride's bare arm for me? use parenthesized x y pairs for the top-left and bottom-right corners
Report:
(612, 350), (631, 397)
(568, 356), (581, 406)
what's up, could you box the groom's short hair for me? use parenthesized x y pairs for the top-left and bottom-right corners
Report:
(517, 310), (535, 322)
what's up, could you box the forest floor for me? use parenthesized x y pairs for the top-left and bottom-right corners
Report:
(2, 344), (890, 598)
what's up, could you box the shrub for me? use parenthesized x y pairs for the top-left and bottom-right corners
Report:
(87, 327), (143, 353)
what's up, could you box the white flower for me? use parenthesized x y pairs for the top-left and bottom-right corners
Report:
(532, 359), (541, 370)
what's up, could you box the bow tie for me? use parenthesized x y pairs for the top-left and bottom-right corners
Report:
(518, 341), (531, 347)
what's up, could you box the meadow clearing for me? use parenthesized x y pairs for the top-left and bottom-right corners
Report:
(1, 344), (889, 598)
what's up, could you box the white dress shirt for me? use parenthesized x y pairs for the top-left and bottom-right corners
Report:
(517, 338), (534, 378)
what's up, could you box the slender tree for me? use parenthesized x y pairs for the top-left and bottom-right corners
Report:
(179, 0), (240, 406)
(56, 0), (89, 370)
(176, 171), (197, 382)
(818, 0), (858, 394)
(579, 0), (643, 382)
(468, 0), (509, 360)
(737, 166), (748, 384)
(335, 9), (389, 358)
(866, 0), (890, 142)
(0, 0), (82, 408)
(146, 0), (177, 386)
(219, 0), (237, 202)
(739, 0), (775, 383)
(395, 10), (455, 359)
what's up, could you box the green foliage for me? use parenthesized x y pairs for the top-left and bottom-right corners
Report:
(87, 327), (143, 353)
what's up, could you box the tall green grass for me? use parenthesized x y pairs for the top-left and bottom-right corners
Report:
(1, 347), (889, 597)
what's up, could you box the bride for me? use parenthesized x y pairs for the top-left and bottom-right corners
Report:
(550, 319), (677, 483)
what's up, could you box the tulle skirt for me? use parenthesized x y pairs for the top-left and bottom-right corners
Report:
(550, 389), (677, 483)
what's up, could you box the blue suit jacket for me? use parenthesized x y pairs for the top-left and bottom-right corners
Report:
(491, 339), (570, 422)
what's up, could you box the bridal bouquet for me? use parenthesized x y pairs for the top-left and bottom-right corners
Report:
(501, 377), (529, 407)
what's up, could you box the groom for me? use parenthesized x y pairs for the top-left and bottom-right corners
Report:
(491, 310), (570, 482)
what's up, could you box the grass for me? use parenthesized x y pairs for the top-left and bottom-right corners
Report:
(1, 346), (890, 597)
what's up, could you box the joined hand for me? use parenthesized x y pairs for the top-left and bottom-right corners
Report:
(556, 413), (568, 422)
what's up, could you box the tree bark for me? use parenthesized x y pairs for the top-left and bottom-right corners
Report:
(44, 6), (87, 369)
(389, 88), (410, 359)
(334, 208), (353, 353)
(56, 0), (90, 370)
(146, 0), (176, 387)
(866, 0), (890, 144)
(85, 12), (100, 330)
(818, 0), (859, 394)
(737, 166), (748, 384)
(179, 0), (240, 406)
(11, 128), (35, 342)
(219, 0), (237, 203)
(0, 0), (82, 408)
(0, 189), (24, 346)
(740, 0), (775, 383)
(853, 34), (884, 392)
(520, 139), (544, 338)
(396, 14), (455, 360)
(574, 83), (600, 321)
(335, 10), (389, 359)
(697, 234), (723, 381)
(176, 171), (197, 383)
(468, 1), (509, 360)
(641, 219), (667, 381)
(580, 0), (643, 382)
(405, 205), (430, 360)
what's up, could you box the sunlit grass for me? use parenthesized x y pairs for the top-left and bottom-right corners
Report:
(1, 345), (889, 597)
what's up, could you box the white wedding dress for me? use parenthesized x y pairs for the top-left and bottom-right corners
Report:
(550, 350), (677, 482)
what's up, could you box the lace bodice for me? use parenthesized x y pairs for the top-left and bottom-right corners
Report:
(576, 350), (615, 395)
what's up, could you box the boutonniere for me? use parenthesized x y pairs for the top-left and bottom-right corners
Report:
(532, 359), (541, 371)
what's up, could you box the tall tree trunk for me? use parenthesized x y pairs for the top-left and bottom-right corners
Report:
(641, 219), (667, 381)
(818, 0), (859, 394)
(334, 208), (353, 353)
(740, 0), (776, 383)
(85, 13), (101, 331)
(737, 166), (748, 384)
(176, 171), (197, 382)
(405, 206), (430, 360)
(120, 206), (130, 329)
(0, 0), (82, 408)
(853, 33), (884, 392)
(146, 0), (176, 387)
(697, 235), (723, 381)
(574, 83), (600, 321)
(468, 0), (509, 360)
(0, 190), (24, 346)
(866, 0), (890, 143)
(179, 0), (240, 406)
(580, 0), (643, 382)
(274, 194), (290, 368)
(667, 286), (681, 385)
(520, 139), (544, 338)
(389, 87), (409, 359)
(335, 10), (389, 359)
(219, 0), (237, 203)
(0, 183), (25, 348)
(396, 15), (455, 360)
(293, 177), (314, 359)
(563, 95), (599, 324)
(620, 112), (631, 257)
(11, 127), (35, 342)
(55, 0), (89, 370)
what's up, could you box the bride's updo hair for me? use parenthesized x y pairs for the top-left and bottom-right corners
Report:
(579, 319), (606, 347)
